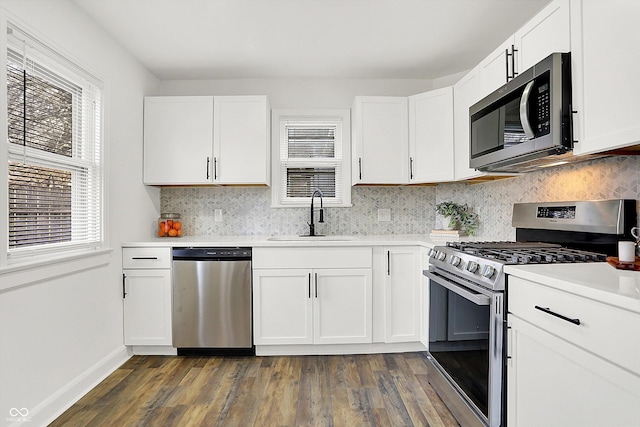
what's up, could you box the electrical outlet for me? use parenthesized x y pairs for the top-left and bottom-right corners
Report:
(214, 209), (223, 222)
(378, 208), (391, 222)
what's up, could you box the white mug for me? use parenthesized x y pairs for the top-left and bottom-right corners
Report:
(632, 227), (640, 241)
(619, 241), (636, 263)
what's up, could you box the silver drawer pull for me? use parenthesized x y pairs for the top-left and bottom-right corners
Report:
(534, 305), (581, 325)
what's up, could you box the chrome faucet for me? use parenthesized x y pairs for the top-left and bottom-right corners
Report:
(307, 189), (324, 236)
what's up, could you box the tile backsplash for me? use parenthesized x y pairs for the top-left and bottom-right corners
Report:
(161, 156), (639, 240)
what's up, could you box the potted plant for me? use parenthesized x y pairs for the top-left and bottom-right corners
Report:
(435, 202), (479, 236)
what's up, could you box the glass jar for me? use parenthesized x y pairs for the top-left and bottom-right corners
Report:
(157, 213), (182, 237)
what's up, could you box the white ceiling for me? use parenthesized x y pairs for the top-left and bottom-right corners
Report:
(72, 0), (552, 81)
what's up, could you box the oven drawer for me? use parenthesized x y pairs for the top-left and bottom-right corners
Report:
(508, 276), (640, 376)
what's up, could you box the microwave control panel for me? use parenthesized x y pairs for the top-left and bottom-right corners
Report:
(536, 78), (551, 136)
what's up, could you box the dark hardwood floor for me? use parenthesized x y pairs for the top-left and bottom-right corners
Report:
(50, 352), (459, 426)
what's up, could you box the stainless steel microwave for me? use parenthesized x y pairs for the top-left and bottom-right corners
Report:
(469, 52), (573, 173)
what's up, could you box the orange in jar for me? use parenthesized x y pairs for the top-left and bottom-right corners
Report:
(173, 221), (182, 231)
(168, 228), (178, 237)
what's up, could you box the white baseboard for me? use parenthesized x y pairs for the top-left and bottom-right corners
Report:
(12, 346), (131, 427)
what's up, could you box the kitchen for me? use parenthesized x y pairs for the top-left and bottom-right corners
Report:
(0, 0), (639, 426)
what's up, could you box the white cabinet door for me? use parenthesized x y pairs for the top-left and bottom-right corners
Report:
(453, 68), (486, 181)
(252, 269), (313, 345)
(213, 96), (270, 185)
(123, 269), (172, 346)
(408, 87), (454, 183)
(570, 0), (640, 155)
(514, 0), (571, 73)
(384, 247), (421, 343)
(507, 315), (640, 427)
(479, 36), (515, 95)
(352, 96), (409, 184)
(314, 269), (372, 344)
(143, 96), (213, 185)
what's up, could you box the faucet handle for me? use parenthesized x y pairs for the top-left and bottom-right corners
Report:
(319, 209), (324, 223)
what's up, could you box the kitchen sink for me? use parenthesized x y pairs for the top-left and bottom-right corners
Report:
(267, 235), (358, 241)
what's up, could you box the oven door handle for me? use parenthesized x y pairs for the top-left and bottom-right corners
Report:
(423, 270), (491, 306)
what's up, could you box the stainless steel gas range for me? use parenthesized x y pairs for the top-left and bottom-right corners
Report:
(423, 199), (636, 427)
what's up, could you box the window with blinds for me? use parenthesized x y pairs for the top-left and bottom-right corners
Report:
(280, 121), (342, 204)
(6, 24), (103, 258)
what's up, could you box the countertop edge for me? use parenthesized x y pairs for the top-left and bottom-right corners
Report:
(505, 263), (640, 314)
(121, 234), (452, 248)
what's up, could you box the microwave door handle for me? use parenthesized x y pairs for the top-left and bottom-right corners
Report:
(520, 80), (536, 140)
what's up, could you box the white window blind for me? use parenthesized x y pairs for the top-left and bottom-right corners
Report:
(280, 121), (342, 204)
(6, 24), (103, 258)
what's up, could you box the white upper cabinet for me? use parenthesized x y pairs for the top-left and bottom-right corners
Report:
(352, 96), (409, 184)
(478, 0), (571, 97)
(453, 67), (485, 181)
(213, 96), (270, 185)
(479, 36), (516, 95)
(570, 0), (640, 155)
(514, 0), (571, 72)
(408, 87), (454, 183)
(144, 95), (270, 185)
(144, 96), (214, 185)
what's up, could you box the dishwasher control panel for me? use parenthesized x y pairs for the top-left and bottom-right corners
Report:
(172, 247), (252, 260)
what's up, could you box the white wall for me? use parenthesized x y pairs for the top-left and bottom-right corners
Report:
(158, 77), (435, 109)
(0, 1), (159, 425)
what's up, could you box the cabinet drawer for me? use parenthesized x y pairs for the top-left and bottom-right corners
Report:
(508, 276), (640, 376)
(253, 247), (372, 269)
(123, 247), (171, 269)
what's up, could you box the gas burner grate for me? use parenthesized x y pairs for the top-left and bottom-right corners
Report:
(445, 241), (607, 265)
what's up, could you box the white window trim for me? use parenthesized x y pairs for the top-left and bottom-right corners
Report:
(271, 109), (352, 208)
(0, 15), (106, 267)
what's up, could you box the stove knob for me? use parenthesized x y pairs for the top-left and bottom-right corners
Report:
(449, 255), (461, 267)
(481, 265), (496, 278)
(427, 248), (437, 258)
(466, 261), (479, 273)
(436, 251), (447, 261)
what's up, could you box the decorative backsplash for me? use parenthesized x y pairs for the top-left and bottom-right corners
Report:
(161, 156), (639, 240)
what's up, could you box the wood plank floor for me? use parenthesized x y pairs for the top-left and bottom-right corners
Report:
(50, 352), (460, 426)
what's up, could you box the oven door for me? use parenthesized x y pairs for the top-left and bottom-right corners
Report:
(424, 268), (504, 427)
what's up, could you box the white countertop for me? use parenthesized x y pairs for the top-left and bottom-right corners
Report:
(505, 263), (640, 314)
(122, 234), (461, 248)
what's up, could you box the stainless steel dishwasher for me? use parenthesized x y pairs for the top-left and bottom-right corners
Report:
(172, 247), (253, 355)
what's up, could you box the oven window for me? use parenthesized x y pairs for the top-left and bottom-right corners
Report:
(429, 282), (490, 417)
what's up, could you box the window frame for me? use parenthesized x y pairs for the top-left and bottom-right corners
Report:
(2, 20), (105, 265)
(271, 109), (351, 208)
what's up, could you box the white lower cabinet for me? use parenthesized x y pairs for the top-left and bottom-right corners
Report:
(252, 269), (313, 345)
(252, 247), (373, 347)
(507, 316), (640, 427)
(253, 268), (372, 345)
(383, 246), (421, 343)
(507, 276), (640, 426)
(122, 247), (172, 346)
